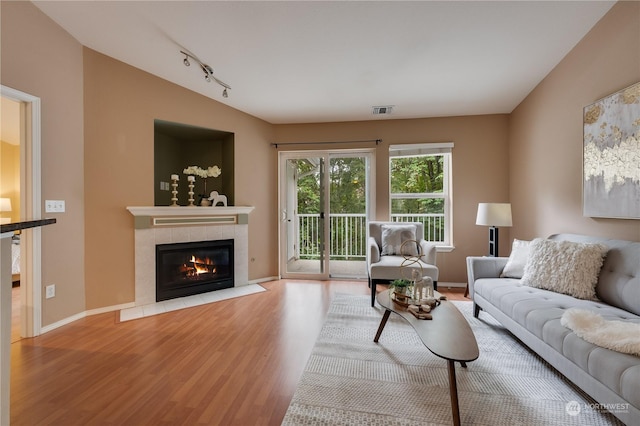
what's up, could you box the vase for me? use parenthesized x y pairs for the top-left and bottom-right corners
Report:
(200, 198), (211, 207)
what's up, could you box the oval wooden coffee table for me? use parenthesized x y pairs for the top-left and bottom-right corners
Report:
(374, 290), (479, 426)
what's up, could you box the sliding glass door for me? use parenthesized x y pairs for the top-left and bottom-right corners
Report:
(279, 150), (373, 280)
(281, 155), (326, 276)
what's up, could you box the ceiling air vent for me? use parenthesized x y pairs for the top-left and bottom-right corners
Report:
(372, 105), (394, 115)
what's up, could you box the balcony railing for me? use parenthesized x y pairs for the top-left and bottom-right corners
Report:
(298, 213), (444, 260)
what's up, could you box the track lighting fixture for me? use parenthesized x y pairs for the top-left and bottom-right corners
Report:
(180, 50), (231, 98)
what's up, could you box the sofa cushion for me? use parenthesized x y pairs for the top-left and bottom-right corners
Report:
(474, 278), (640, 409)
(548, 234), (640, 316)
(521, 238), (608, 300)
(369, 255), (438, 281)
(500, 239), (531, 279)
(381, 224), (418, 256)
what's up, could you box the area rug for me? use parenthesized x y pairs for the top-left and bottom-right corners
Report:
(282, 294), (622, 425)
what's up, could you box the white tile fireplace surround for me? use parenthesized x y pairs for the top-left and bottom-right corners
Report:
(126, 206), (255, 310)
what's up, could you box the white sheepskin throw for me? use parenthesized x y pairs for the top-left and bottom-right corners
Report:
(561, 308), (640, 357)
(520, 238), (608, 300)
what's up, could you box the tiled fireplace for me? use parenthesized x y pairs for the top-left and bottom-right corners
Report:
(127, 206), (254, 307)
(155, 238), (234, 301)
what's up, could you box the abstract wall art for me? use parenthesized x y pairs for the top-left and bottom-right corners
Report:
(583, 82), (640, 219)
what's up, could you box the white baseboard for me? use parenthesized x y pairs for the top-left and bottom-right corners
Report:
(248, 276), (279, 284)
(39, 302), (136, 335)
(40, 312), (86, 334)
(38, 280), (280, 334)
(39, 277), (459, 334)
(88, 302), (136, 315)
(438, 282), (467, 289)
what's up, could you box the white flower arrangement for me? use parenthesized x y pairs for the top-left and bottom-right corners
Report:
(183, 165), (222, 205)
(183, 165), (222, 178)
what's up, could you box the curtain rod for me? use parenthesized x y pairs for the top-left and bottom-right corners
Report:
(271, 138), (382, 148)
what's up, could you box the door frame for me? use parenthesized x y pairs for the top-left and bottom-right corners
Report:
(278, 152), (328, 279)
(278, 148), (375, 280)
(1, 85), (42, 337)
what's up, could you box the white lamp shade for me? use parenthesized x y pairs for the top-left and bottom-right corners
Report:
(476, 203), (512, 227)
(0, 198), (12, 212)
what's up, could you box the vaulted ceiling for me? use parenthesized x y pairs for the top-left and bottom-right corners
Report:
(33, 1), (614, 124)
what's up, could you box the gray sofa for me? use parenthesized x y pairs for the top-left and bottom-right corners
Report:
(467, 233), (639, 425)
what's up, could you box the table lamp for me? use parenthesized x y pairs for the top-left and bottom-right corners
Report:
(476, 203), (512, 257)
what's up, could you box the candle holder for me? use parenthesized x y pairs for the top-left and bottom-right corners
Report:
(170, 177), (179, 207)
(187, 176), (195, 206)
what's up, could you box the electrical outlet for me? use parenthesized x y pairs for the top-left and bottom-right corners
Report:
(45, 200), (65, 213)
(45, 284), (56, 299)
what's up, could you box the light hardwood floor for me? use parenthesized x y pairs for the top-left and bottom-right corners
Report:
(10, 280), (468, 425)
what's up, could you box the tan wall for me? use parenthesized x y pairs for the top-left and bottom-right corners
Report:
(3, 0), (638, 321)
(274, 115), (510, 283)
(83, 49), (276, 309)
(1, 1), (86, 325)
(510, 1), (640, 243)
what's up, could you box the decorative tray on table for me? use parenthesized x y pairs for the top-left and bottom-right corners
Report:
(390, 289), (445, 320)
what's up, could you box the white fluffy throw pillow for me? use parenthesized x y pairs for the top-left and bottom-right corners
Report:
(381, 224), (418, 256)
(521, 238), (608, 300)
(500, 239), (531, 279)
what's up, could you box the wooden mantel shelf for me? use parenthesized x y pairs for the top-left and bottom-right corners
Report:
(126, 206), (254, 217)
(126, 206), (255, 228)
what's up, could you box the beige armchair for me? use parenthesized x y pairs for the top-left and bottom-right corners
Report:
(367, 221), (439, 306)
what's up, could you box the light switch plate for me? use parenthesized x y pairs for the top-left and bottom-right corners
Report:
(45, 200), (65, 213)
(45, 284), (55, 299)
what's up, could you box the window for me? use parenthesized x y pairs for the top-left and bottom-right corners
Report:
(389, 143), (453, 246)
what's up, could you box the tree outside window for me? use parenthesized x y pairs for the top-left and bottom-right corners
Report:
(389, 144), (452, 245)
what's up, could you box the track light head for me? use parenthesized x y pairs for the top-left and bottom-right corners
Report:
(180, 50), (231, 98)
(202, 64), (214, 75)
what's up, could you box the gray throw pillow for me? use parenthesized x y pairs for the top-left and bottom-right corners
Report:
(500, 239), (531, 279)
(381, 224), (418, 256)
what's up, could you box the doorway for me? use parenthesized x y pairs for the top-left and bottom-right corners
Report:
(279, 150), (374, 279)
(1, 86), (43, 338)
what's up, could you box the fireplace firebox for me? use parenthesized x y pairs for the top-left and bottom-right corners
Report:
(156, 239), (234, 302)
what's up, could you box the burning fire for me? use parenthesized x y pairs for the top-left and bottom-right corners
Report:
(187, 255), (217, 276)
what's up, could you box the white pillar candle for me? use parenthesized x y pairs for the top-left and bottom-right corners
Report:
(187, 175), (195, 182)
(171, 174), (179, 180)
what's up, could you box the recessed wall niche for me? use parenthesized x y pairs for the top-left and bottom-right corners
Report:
(154, 119), (234, 206)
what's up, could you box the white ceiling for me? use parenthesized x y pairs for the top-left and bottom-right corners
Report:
(31, 1), (615, 124)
